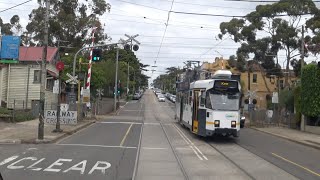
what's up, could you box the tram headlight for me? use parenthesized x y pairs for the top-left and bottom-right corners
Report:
(214, 120), (220, 127)
(231, 121), (236, 128)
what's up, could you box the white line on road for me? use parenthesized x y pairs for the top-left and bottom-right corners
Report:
(97, 122), (142, 125)
(144, 122), (160, 125)
(142, 147), (168, 150)
(173, 124), (208, 160)
(57, 144), (137, 149)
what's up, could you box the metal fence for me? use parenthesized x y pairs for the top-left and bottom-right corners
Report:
(248, 109), (298, 129)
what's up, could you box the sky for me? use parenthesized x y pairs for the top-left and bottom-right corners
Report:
(1, 0), (320, 84)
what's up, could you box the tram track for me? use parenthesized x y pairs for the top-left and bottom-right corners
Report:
(160, 100), (256, 180)
(152, 94), (190, 180)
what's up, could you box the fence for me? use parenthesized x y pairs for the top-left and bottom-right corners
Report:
(248, 109), (298, 129)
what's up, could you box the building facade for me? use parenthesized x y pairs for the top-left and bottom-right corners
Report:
(0, 47), (59, 110)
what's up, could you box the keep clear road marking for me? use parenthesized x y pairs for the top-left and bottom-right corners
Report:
(172, 124), (208, 161)
(0, 155), (111, 176)
(271, 152), (320, 177)
(120, 123), (133, 147)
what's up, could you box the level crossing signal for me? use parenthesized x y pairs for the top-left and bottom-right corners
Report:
(92, 49), (102, 61)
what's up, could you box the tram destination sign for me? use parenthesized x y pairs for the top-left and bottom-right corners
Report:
(214, 80), (238, 89)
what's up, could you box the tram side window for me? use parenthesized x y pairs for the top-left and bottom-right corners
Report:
(200, 90), (205, 107)
(205, 91), (212, 109)
(189, 91), (192, 105)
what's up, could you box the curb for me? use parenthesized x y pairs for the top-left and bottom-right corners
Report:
(3, 120), (96, 144)
(0, 139), (21, 144)
(250, 127), (320, 151)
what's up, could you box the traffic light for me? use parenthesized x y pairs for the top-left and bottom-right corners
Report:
(92, 49), (102, 61)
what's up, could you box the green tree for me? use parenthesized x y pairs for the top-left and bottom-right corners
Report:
(26, 0), (111, 48)
(0, 15), (22, 35)
(301, 64), (320, 118)
(219, 0), (318, 87)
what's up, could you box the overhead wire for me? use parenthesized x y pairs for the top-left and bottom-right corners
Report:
(0, 0), (32, 13)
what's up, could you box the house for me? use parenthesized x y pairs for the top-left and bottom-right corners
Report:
(0, 46), (59, 110)
(200, 57), (298, 109)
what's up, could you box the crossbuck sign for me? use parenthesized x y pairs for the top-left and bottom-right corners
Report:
(66, 73), (79, 84)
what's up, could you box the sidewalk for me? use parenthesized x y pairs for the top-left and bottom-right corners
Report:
(252, 126), (320, 150)
(0, 118), (95, 144)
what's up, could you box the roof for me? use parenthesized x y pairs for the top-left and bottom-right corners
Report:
(190, 79), (214, 89)
(19, 47), (58, 62)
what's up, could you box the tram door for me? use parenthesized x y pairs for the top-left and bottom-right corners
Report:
(192, 90), (200, 133)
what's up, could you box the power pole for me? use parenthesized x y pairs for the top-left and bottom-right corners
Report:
(38, 0), (49, 140)
(301, 25), (305, 77)
(301, 25), (305, 131)
(127, 62), (130, 96)
(114, 48), (119, 112)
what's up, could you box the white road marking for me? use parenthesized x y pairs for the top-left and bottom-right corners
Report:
(57, 143), (137, 149)
(0, 156), (19, 166)
(88, 161), (111, 175)
(97, 121), (142, 125)
(173, 124), (208, 160)
(63, 160), (87, 174)
(142, 147), (167, 150)
(2, 156), (112, 175)
(56, 122), (96, 144)
(189, 145), (203, 160)
(144, 123), (160, 125)
(7, 157), (38, 169)
(27, 158), (45, 171)
(43, 158), (72, 172)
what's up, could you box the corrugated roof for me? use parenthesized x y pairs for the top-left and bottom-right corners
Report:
(19, 46), (58, 62)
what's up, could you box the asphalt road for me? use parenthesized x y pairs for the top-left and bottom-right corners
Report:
(0, 100), (144, 180)
(0, 90), (319, 180)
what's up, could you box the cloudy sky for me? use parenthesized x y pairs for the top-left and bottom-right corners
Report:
(1, 0), (320, 84)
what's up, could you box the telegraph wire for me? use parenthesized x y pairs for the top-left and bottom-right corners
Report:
(0, 0), (32, 13)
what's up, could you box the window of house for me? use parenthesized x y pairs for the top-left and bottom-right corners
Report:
(252, 74), (257, 83)
(46, 78), (54, 91)
(280, 80), (284, 89)
(33, 70), (41, 83)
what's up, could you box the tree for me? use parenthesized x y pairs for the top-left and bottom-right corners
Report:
(0, 15), (22, 35)
(301, 64), (320, 125)
(219, 0), (318, 87)
(26, 0), (111, 48)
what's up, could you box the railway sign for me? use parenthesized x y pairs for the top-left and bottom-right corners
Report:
(66, 73), (79, 84)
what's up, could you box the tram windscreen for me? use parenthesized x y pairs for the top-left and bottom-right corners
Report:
(207, 80), (240, 111)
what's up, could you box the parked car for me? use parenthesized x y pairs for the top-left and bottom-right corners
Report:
(158, 94), (166, 102)
(133, 93), (140, 100)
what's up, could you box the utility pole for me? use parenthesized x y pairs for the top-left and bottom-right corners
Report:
(301, 25), (305, 77)
(127, 62), (130, 96)
(114, 48), (119, 112)
(38, 0), (49, 140)
(301, 25), (305, 131)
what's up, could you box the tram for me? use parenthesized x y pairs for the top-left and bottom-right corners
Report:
(175, 70), (242, 137)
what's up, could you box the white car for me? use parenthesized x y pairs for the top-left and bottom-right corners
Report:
(158, 94), (165, 102)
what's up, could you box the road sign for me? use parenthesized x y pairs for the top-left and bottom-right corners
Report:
(66, 73), (79, 84)
(60, 103), (69, 112)
(125, 34), (141, 45)
(96, 89), (104, 96)
(83, 89), (90, 103)
(272, 92), (279, 103)
(56, 61), (64, 71)
(45, 110), (77, 124)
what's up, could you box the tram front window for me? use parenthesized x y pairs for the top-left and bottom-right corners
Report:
(207, 89), (240, 111)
